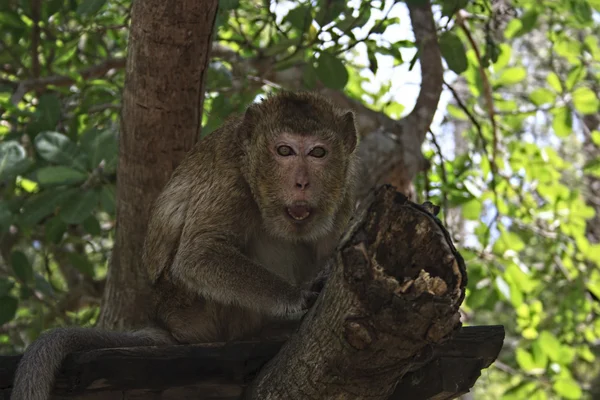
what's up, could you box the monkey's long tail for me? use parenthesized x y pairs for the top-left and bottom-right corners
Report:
(10, 326), (174, 400)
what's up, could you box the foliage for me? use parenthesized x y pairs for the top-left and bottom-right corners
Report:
(1, 0), (599, 399)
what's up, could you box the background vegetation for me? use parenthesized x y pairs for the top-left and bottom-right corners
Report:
(1, 0), (599, 398)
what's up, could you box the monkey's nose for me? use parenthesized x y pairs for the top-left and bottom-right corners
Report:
(295, 181), (309, 190)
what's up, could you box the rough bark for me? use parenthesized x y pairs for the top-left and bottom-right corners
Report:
(247, 185), (467, 399)
(96, 0), (219, 329)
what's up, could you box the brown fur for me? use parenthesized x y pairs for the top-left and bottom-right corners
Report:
(11, 91), (359, 400)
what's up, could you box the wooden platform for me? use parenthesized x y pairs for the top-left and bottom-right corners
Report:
(0, 325), (503, 399)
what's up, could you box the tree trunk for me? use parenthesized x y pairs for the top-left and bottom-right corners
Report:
(247, 186), (467, 399)
(97, 0), (219, 329)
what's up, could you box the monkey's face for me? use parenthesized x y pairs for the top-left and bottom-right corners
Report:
(252, 132), (350, 242)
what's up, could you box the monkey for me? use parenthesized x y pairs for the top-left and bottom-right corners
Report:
(10, 91), (360, 400)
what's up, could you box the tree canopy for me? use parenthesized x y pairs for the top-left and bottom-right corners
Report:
(0, 0), (599, 398)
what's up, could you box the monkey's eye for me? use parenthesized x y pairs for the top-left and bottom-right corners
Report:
(277, 145), (294, 156)
(309, 147), (327, 158)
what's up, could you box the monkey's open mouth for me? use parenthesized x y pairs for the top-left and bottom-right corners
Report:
(286, 205), (312, 221)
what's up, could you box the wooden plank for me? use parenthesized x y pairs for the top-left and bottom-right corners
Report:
(0, 325), (504, 400)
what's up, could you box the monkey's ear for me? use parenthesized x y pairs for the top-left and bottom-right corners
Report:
(340, 111), (358, 153)
(240, 104), (262, 141)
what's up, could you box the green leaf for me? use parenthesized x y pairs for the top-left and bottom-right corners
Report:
(553, 378), (582, 399)
(547, 72), (563, 92)
(0, 201), (12, 233)
(565, 65), (585, 90)
(81, 129), (118, 170)
(572, 87), (600, 114)
(529, 88), (556, 106)
(315, 52), (349, 90)
(67, 253), (95, 277)
(19, 188), (76, 227)
(76, 0), (107, 16)
(100, 185), (116, 214)
(59, 190), (99, 224)
(439, 32), (468, 74)
(514, 9), (539, 37)
(83, 216), (101, 236)
(36, 166), (88, 186)
(462, 199), (482, 220)
(34, 131), (80, 167)
(34, 274), (55, 298)
(441, 0), (468, 17)
(0, 11), (26, 29)
(367, 47), (378, 75)
(11, 250), (33, 284)
(0, 278), (14, 297)
(315, 0), (345, 26)
(496, 231), (526, 253)
(0, 141), (33, 180)
(302, 63), (318, 90)
(497, 67), (527, 85)
(515, 348), (536, 371)
(538, 331), (561, 361)
(446, 104), (468, 121)
(570, 0), (592, 24)
(32, 93), (62, 132)
(0, 296), (18, 325)
(284, 5), (312, 32)
(552, 106), (573, 137)
(45, 216), (67, 244)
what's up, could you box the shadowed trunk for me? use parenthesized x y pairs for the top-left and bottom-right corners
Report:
(97, 0), (219, 329)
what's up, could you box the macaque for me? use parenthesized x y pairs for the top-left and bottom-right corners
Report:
(11, 91), (359, 400)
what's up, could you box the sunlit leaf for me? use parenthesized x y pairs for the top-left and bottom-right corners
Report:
(529, 88), (556, 106)
(462, 199), (482, 220)
(538, 331), (561, 361)
(515, 348), (536, 371)
(551, 106), (572, 137)
(565, 65), (585, 90)
(572, 86), (600, 114)
(547, 72), (563, 92)
(553, 378), (582, 399)
(497, 67), (527, 85)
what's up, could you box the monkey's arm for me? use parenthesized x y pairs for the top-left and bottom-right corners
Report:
(11, 327), (173, 400)
(170, 235), (310, 316)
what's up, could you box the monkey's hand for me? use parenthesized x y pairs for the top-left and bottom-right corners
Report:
(171, 237), (316, 317)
